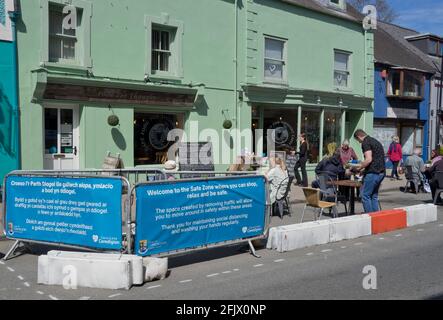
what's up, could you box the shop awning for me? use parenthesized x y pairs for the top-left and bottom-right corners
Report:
(32, 70), (199, 108)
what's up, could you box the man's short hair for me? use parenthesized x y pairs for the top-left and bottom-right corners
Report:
(413, 148), (422, 156)
(353, 129), (367, 139)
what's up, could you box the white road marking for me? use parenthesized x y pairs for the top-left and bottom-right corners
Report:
(79, 297), (90, 300)
(17, 275), (24, 281)
(16, 288), (21, 291)
(439, 224), (443, 227)
(321, 249), (332, 253)
(7, 267), (15, 272)
(36, 291), (45, 295)
(378, 237), (385, 240)
(206, 273), (220, 278)
(179, 279), (192, 283)
(23, 282), (30, 287)
(354, 242), (363, 246)
(274, 259), (285, 263)
(253, 264), (264, 268)
(340, 246), (347, 249)
(147, 285), (162, 289)
(48, 295), (59, 300)
(108, 293), (122, 298)
(233, 269), (240, 272)
(306, 252), (314, 256)
(417, 229), (424, 232)
(222, 271), (232, 274)
(0, 260), (5, 265)
(395, 234), (402, 237)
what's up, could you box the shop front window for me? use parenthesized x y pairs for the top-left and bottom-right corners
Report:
(134, 113), (183, 165)
(301, 109), (321, 164)
(323, 110), (341, 157)
(263, 108), (298, 156)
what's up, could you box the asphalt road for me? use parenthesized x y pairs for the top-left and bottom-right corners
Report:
(0, 190), (442, 300)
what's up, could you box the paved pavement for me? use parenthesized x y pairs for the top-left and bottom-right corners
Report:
(1, 184), (442, 300)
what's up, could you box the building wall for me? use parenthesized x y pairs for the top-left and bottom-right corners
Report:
(373, 64), (431, 161)
(0, 0), (19, 182)
(16, 0), (374, 171)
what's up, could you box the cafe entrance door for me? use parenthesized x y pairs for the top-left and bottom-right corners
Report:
(43, 105), (80, 170)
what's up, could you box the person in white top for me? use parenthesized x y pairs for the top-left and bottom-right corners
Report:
(266, 157), (289, 205)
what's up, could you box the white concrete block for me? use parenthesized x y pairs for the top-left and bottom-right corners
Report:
(266, 226), (283, 251)
(329, 215), (372, 243)
(46, 251), (144, 285)
(279, 220), (331, 252)
(396, 204), (438, 227)
(142, 257), (168, 282)
(37, 255), (49, 285)
(38, 251), (144, 290)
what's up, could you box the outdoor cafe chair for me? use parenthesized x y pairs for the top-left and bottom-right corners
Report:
(317, 172), (348, 216)
(432, 171), (443, 205)
(273, 175), (293, 219)
(300, 187), (337, 223)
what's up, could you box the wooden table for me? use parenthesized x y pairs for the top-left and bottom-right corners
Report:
(330, 180), (362, 215)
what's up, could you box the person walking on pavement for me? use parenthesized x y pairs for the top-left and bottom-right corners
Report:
(353, 129), (386, 213)
(387, 136), (402, 180)
(294, 133), (309, 187)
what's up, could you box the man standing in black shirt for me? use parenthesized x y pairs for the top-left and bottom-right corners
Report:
(353, 129), (386, 213)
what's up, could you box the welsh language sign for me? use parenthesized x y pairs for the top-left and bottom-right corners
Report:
(134, 175), (267, 256)
(4, 176), (123, 250)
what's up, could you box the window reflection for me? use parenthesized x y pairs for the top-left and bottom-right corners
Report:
(301, 110), (320, 164)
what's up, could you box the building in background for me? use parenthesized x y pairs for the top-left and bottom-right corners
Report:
(15, 0), (373, 172)
(373, 22), (435, 163)
(402, 33), (442, 152)
(0, 0), (20, 184)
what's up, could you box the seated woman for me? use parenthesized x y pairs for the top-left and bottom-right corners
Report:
(266, 157), (289, 206)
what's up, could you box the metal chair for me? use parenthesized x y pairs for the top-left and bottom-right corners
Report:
(273, 176), (293, 219)
(316, 172), (348, 216)
(301, 187), (337, 223)
(432, 171), (443, 205)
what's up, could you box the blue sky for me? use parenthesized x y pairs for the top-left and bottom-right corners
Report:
(390, 0), (443, 35)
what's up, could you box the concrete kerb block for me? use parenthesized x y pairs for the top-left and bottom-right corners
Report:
(266, 226), (284, 251)
(143, 257), (168, 282)
(329, 215), (372, 243)
(38, 251), (144, 290)
(280, 220), (331, 253)
(395, 204), (438, 227)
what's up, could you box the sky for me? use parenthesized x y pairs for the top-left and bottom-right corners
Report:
(389, 0), (443, 36)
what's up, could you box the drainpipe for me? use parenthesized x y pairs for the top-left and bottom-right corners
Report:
(234, 0), (239, 134)
(438, 57), (443, 147)
(8, 7), (21, 170)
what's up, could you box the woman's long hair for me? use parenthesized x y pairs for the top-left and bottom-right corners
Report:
(300, 133), (309, 151)
(274, 157), (287, 172)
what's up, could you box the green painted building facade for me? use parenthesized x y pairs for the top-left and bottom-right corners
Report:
(16, 0), (374, 172)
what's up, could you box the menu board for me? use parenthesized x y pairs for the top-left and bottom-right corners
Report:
(178, 142), (215, 178)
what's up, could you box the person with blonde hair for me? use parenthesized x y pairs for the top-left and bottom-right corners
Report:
(387, 135), (402, 180)
(266, 157), (289, 205)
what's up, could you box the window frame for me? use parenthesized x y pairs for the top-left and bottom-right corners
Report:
(386, 69), (425, 100)
(145, 15), (184, 80)
(40, 0), (92, 69)
(263, 35), (288, 85)
(48, 5), (80, 65)
(333, 49), (352, 90)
